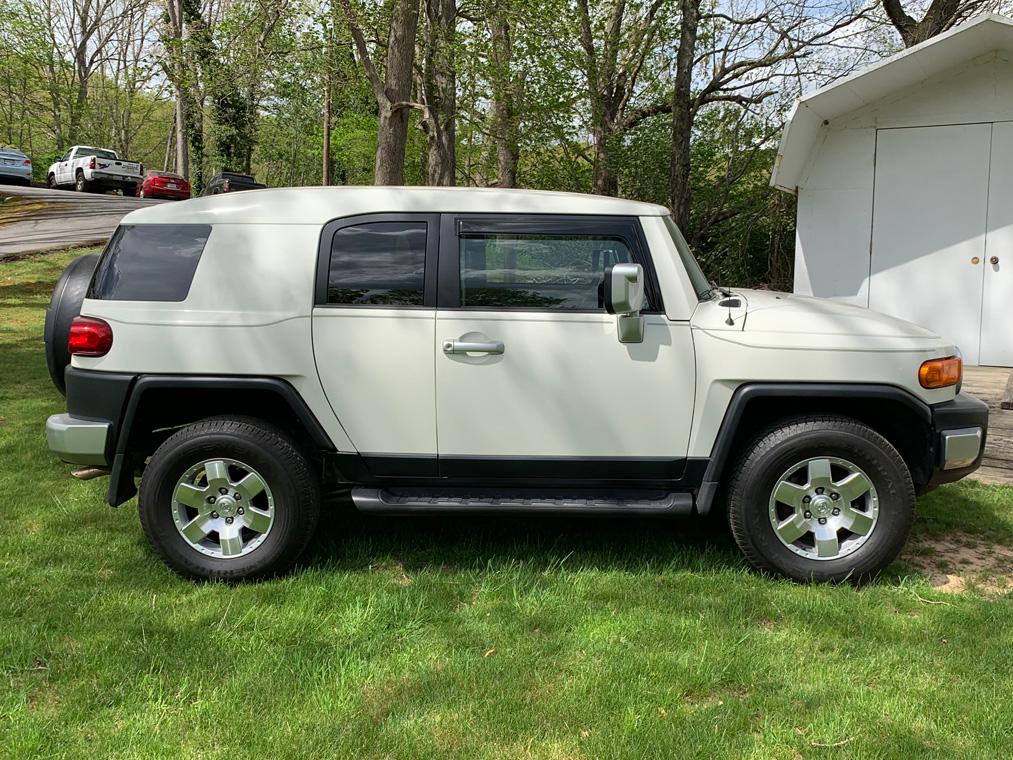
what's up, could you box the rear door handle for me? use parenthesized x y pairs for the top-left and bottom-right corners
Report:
(442, 339), (504, 355)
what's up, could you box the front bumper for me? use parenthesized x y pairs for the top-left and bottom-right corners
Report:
(927, 392), (989, 487)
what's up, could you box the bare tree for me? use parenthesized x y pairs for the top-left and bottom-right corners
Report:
(657, 0), (873, 226)
(882, 0), (988, 46)
(341, 0), (421, 185)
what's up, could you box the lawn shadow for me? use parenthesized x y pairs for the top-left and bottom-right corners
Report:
(304, 493), (744, 576)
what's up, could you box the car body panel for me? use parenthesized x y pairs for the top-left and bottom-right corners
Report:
(0, 146), (32, 183)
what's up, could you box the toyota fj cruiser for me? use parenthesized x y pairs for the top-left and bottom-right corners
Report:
(44, 187), (988, 582)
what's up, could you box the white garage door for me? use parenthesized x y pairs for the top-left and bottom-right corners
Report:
(981, 122), (1013, 367)
(870, 124), (990, 365)
(871, 123), (1013, 366)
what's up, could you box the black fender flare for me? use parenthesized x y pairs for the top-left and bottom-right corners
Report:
(108, 375), (335, 507)
(695, 383), (932, 515)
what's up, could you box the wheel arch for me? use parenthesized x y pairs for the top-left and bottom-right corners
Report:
(108, 376), (335, 507)
(696, 383), (934, 515)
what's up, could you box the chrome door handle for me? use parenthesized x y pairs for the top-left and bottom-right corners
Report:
(442, 339), (504, 355)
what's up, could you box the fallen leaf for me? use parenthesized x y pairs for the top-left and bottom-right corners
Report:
(484, 647), (496, 657)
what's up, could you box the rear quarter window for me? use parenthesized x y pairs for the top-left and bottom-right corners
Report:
(88, 224), (211, 301)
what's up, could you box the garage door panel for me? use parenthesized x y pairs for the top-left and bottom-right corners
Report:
(981, 122), (1013, 366)
(870, 124), (990, 364)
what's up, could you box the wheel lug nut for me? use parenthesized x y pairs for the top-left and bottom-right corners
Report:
(815, 487), (824, 495)
(804, 510), (812, 519)
(818, 517), (827, 525)
(206, 496), (216, 504)
(210, 511), (219, 519)
(830, 492), (840, 500)
(237, 507), (244, 515)
(832, 507), (840, 516)
(225, 516), (233, 524)
(802, 496), (812, 504)
(234, 492), (242, 500)
(219, 487), (229, 495)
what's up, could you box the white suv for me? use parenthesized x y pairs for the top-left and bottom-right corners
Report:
(44, 187), (988, 582)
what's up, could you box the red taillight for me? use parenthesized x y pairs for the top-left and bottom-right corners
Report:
(68, 316), (113, 356)
(23, 158), (31, 165)
(89, 156), (96, 169)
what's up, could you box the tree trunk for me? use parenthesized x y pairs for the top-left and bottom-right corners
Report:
(591, 122), (617, 195)
(175, 91), (189, 179)
(883, 0), (963, 48)
(374, 0), (420, 185)
(322, 29), (333, 186)
(670, 0), (700, 229)
(488, 7), (517, 187)
(422, 0), (456, 185)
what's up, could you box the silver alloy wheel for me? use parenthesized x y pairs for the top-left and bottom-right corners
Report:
(767, 456), (879, 561)
(171, 458), (275, 559)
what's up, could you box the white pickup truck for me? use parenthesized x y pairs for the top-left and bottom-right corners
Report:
(47, 145), (142, 194)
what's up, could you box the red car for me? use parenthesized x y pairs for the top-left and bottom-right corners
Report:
(136, 170), (191, 200)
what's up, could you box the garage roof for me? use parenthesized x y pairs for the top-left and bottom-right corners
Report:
(771, 13), (1013, 191)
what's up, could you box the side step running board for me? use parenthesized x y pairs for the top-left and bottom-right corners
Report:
(350, 488), (693, 516)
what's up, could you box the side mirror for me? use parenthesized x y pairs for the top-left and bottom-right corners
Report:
(604, 263), (645, 343)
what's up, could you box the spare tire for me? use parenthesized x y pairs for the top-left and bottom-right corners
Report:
(44, 253), (100, 395)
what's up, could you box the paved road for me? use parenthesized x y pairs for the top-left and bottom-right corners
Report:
(0, 184), (165, 259)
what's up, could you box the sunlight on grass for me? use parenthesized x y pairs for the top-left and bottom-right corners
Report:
(1, 249), (1011, 759)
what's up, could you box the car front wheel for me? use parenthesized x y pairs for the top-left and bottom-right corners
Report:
(727, 416), (915, 583)
(139, 417), (320, 581)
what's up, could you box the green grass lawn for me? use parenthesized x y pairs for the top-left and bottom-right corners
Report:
(2, 250), (1013, 759)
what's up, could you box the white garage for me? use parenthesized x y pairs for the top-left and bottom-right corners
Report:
(772, 14), (1013, 366)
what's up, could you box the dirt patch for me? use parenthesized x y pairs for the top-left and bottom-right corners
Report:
(903, 532), (1013, 594)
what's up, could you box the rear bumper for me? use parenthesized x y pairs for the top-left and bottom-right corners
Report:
(46, 413), (110, 466)
(926, 392), (989, 487)
(45, 368), (135, 468)
(0, 166), (32, 181)
(88, 171), (139, 187)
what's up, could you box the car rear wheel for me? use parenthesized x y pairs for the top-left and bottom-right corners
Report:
(44, 253), (100, 394)
(139, 417), (320, 581)
(75, 171), (89, 192)
(727, 416), (915, 583)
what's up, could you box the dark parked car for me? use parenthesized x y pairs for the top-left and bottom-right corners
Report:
(200, 171), (266, 196)
(136, 170), (191, 200)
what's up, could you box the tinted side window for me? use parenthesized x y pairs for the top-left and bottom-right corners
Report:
(459, 233), (635, 310)
(88, 224), (211, 301)
(327, 222), (426, 306)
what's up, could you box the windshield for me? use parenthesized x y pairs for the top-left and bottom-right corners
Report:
(77, 147), (118, 160)
(663, 216), (711, 300)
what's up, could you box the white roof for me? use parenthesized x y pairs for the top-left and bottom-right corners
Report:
(771, 14), (1013, 190)
(124, 186), (670, 226)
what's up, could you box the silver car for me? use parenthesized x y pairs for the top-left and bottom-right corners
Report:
(0, 146), (32, 185)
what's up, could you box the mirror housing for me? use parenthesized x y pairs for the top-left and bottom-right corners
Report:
(604, 263), (645, 343)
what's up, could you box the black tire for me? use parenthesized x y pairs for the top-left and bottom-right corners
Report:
(727, 416), (915, 583)
(47, 173), (57, 189)
(75, 171), (89, 192)
(44, 253), (100, 395)
(139, 417), (320, 581)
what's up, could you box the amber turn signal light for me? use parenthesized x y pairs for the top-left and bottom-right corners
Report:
(919, 356), (961, 389)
